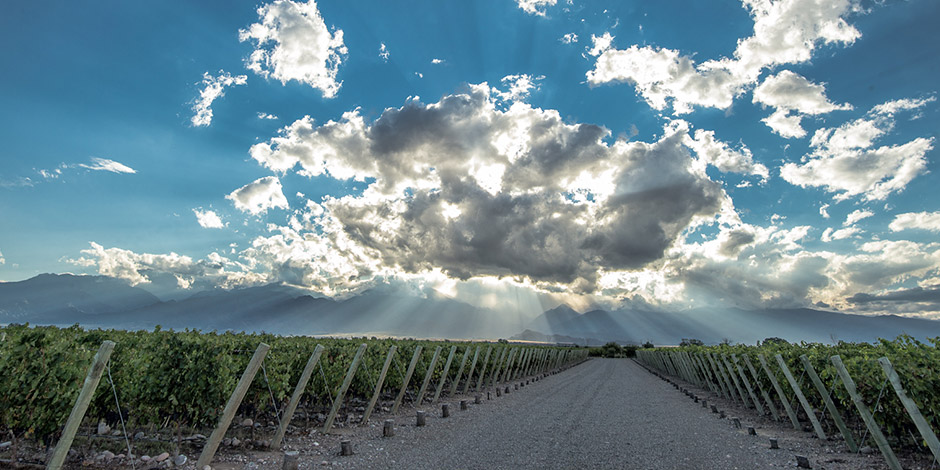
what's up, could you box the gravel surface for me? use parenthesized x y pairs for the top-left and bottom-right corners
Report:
(318, 358), (820, 469)
(197, 357), (912, 470)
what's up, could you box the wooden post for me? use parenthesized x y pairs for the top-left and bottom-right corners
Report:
(414, 346), (442, 405)
(450, 346), (471, 396)
(742, 354), (780, 422)
(432, 346), (457, 404)
(197, 343), (270, 469)
(324, 343), (368, 433)
(879, 356), (940, 463)
(799, 354), (857, 452)
(361, 345), (397, 425)
(758, 354), (801, 430)
(48, 341), (116, 470)
(272, 344), (324, 448)
(498, 348), (516, 386)
(474, 346), (493, 392)
(487, 348), (508, 389)
(704, 354), (731, 399)
(711, 353), (739, 402)
(732, 354), (765, 415)
(775, 354), (826, 440)
(392, 346), (423, 414)
(461, 346), (481, 395)
(721, 355), (751, 407)
(831, 355), (902, 470)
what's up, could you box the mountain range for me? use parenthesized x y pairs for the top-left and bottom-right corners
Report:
(3, 273), (940, 345)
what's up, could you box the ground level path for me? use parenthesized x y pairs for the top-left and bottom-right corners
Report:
(318, 358), (812, 469)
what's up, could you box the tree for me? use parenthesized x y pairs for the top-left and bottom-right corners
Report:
(680, 338), (704, 347)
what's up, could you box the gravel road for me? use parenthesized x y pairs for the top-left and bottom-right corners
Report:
(324, 358), (800, 469)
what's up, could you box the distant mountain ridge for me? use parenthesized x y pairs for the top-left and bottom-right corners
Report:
(0, 274), (525, 339)
(3, 273), (940, 344)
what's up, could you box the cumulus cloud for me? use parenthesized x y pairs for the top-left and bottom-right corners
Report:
(193, 209), (226, 229)
(516, 0), (556, 16)
(586, 0), (861, 114)
(495, 74), (543, 103)
(191, 71), (247, 127)
(890, 211), (940, 232)
(379, 43), (389, 61)
(244, 84), (726, 293)
(821, 226), (860, 242)
(258, 112), (279, 120)
(239, 0), (347, 97)
(560, 33), (578, 44)
(226, 176), (290, 215)
(780, 97), (935, 201)
(77, 157), (136, 174)
(753, 70), (851, 137)
(843, 208), (873, 226)
(677, 122), (769, 181)
(0, 249), (5, 265)
(72, 242), (264, 290)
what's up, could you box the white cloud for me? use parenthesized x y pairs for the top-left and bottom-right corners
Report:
(0, 249), (5, 265)
(889, 211), (940, 232)
(843, 208), (873, 226)
(496, 74), (542, 103)
(243, 84), (727, 293)
(431, 58), (444, 65)
(78, 157), (136, 174)
(781, 98), (935, 201)
(586, 0), (861, 114)
(819, 203), (830, 219)
(679, 124), (769, 181)
(379, 43), (389, 61)
(821, 226), (860, 242)
(226, 176), (290, 215)
(193, 209), (226, 229)
(239, 0), (347, 97)
(191, 71), (247, 127)
(753, 70), (851, 137)
(516, 0), (556, 16)
(560, 33), (578, 44)
(257, 112), (279, 120)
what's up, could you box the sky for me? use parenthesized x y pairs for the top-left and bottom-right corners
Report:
(1, 0), (939, 318)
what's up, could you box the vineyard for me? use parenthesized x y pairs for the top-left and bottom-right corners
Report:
(0, 324), (585, 468)
(636, 336), (940, 469)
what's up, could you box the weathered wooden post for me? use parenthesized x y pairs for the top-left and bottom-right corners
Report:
(392, 346), (423, 414)
(799, 354), (857, 452)
(731, 354), (765, 415)
(741, 354), (780, 421)
(432, 346), (457, 403)
(449, 346), (471, 396)
(48, 341), (116, 470)
(197, 343), (270, 469)
(414, 346), (442, 405)
(361, 345), (397, 425)
(775, 354), (825, 440)
(273, 344), (324, 448)
(461, 346), (481, 395)
(878, 356), (940, 463)
(758, 354), (801, 430)
(383, 419), (395, 437)
(323, 343), (368, 433)
(441, 403), (450, 418)
(282, 450), (299, 470)
(831, 355), (901, 470)
(474, 346), (494, 392)
(416, 410), (426, 427)
(340, 440), (353, 456)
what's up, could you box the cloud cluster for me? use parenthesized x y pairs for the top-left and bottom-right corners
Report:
(226, 176), (290, 215)
(753, 70), (851, 137)
(193, 209), (226, 229)
(239, 0), (346, 97)
(78, 157), (137, 174)
(191, 71), (247, 127)
(586, 0), (861, 114)
(890, 211), (940, 233)
(516, 0), (557, 16)
(780, 97), (935, 201)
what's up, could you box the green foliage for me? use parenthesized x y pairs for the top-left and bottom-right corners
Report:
(639, 335), (940, 454)
(0, 324), (572, 442)
(588, 342), (637, 358)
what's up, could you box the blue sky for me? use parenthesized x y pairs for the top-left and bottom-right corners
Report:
(1, 0), (939, 317)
